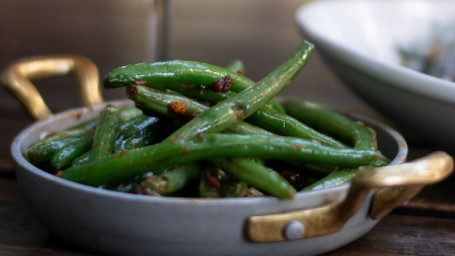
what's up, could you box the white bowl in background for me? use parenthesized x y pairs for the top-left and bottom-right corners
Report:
(296, 0), (455, 150)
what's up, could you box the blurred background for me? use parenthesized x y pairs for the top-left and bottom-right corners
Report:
(0, 0), (381, 166)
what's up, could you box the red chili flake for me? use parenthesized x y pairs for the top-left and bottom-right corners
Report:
(211, 79), (224, 92)
(236, 70), (244, 76)
(183, 145), (190, 154)
(292, 143), (304, 150)
(236, 109), (244, 120)
(223, 75), (233, 92)
(55, 170), (64, 178)
(196, 133), (205, 140)
(211, 75), (233, 92)
(127, 86), (137, 98)
(167, 102), (188, 115)
(133, 80), (147, 85)
(205, 172), (221, 188)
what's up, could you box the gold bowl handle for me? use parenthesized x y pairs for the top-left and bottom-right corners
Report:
(1, 55), (104, 121)
(246, 151), (453, 242)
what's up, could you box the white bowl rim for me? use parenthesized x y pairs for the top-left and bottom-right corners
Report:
(295, 0), (455, 106)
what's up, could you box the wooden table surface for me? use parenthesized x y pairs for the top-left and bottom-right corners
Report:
(0, 0), (454, 255)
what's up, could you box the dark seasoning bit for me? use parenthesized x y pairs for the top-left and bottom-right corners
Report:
(211, 75), (233, 92)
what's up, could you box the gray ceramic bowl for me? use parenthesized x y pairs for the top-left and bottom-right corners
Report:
(10, 100), (415, 256)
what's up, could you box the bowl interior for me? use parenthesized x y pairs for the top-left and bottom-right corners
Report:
(12, 100), (407, 202)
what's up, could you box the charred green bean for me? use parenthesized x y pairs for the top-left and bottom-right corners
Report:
(91, 105), (121, 160)
(128, 85), (273, 136)
(62, 133), (381, 186)
(165, 41), (314, 140)
(139, 163), (200, 196)
(51, 133), (94, 170)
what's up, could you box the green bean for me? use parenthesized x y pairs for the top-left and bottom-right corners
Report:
(282, 99), (389, 190)
(213, 158), (295, 199)
(91, 105), (120, 160)
(115, 117), (174, 152)
(137, 83), (234, 103)
(117, 114), (149, 139)
(142, 84), (338, 148)
(155, 87), (342, 148)
(27, 134), (92, 165)
(165, 41), (314, 140)
(50, 133), (94, 170)
(129, 85), (207, 119)
(70, 115), (166, 166)
(103, 45), (300, 114)
(283, 99), (389, 162)
(128, 85), (273, 136)
(127, 85), (297, 198)
(115, 115), (158, 144)
(117, 105), (143, 122)
(282, 100), (375, 150)
(70, 150), (92, 167)
(104, 60), (253, 92)
(26, 123), (96, 162)
(266, 99), (287, 115)
(247, 106), (346, 148)
(158, 42), (312, 198)
(99, 42), (313, 198)
(139, 163), (200, 196)
(225, 59), (287, 115)
(27, 105), (141, 166)
(28, 105), (137, 150)
(62, 133), (381, 187)
(33, 42), (394, 198)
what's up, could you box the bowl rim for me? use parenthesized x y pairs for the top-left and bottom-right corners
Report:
(295, 0), (455, 106)
(11, 100), (408, 205)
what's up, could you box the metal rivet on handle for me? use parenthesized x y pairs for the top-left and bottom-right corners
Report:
(283, 220), (305, 240)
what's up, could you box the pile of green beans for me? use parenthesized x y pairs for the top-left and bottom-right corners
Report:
(25, 41), (390, 199)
